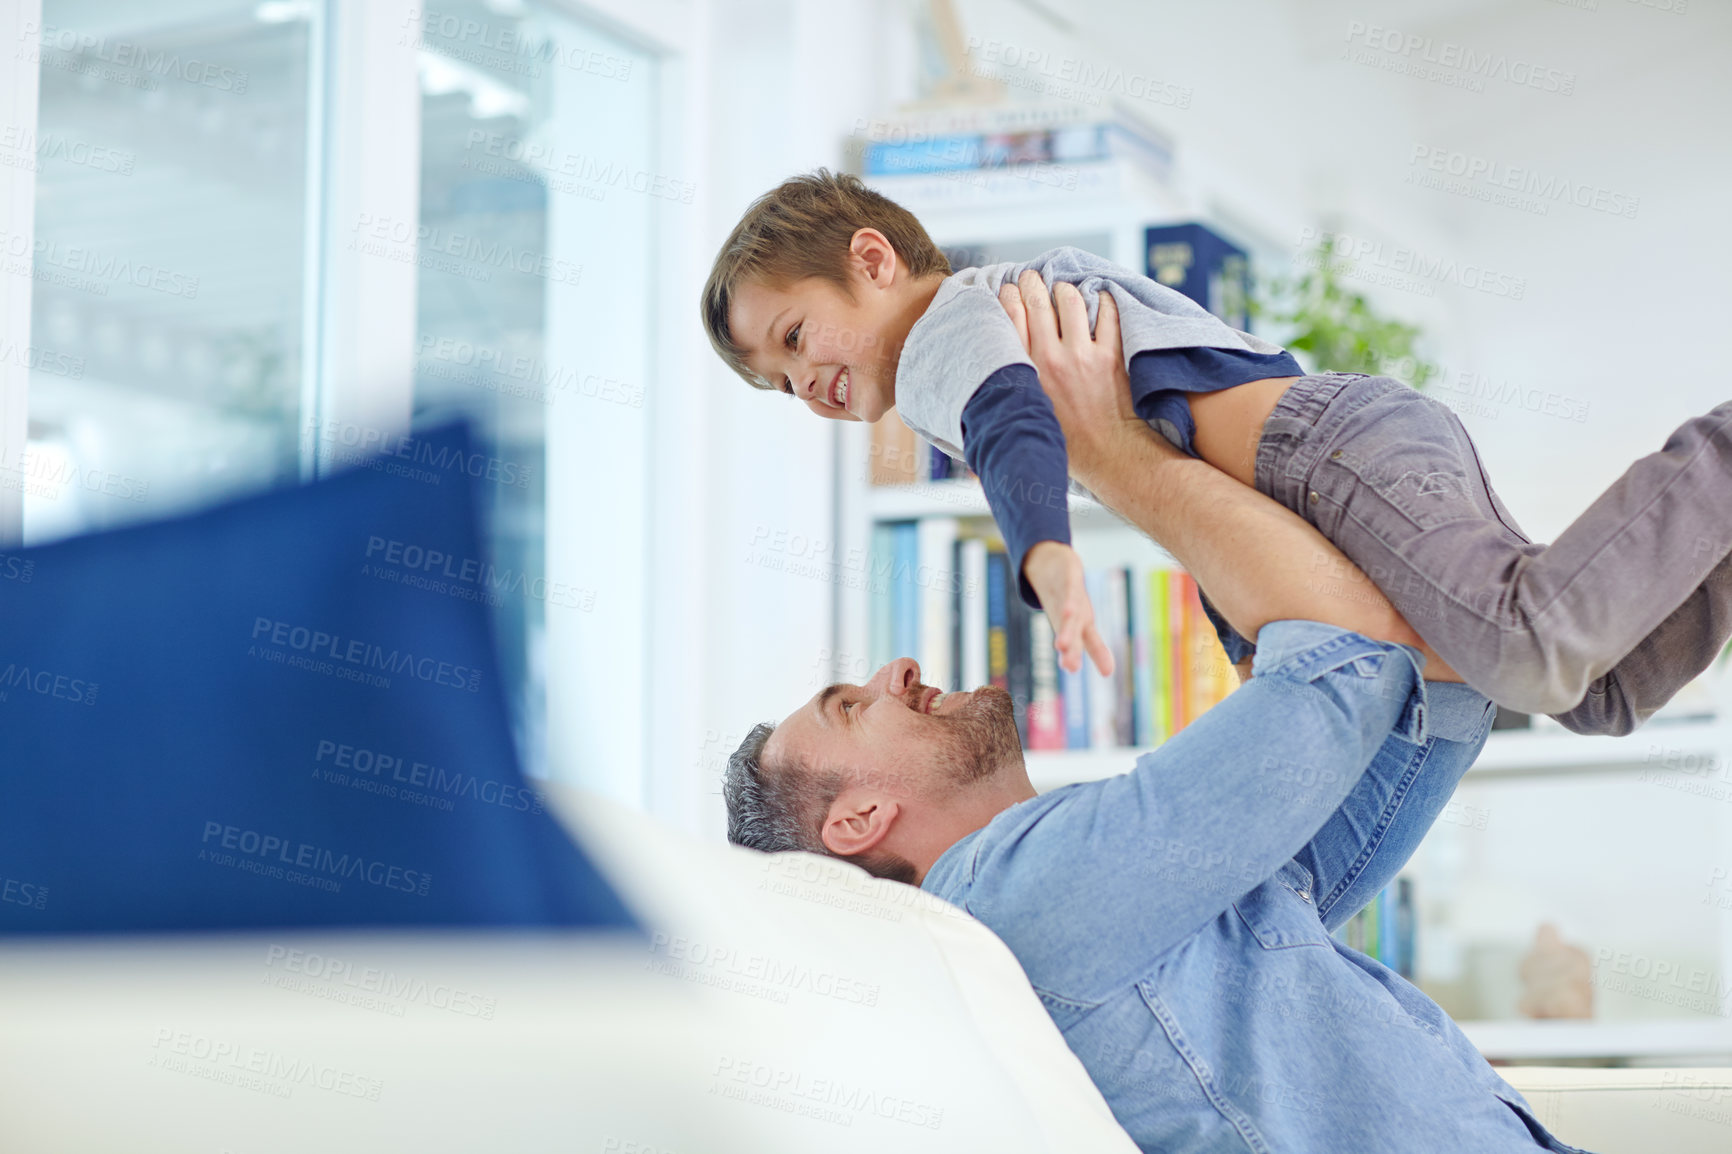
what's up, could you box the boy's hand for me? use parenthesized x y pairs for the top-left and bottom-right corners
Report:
(998, 274), (1168, 486)
(1023, 541), (1114, 677)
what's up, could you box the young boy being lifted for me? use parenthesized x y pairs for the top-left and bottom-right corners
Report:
(702, 169), (1732, 736)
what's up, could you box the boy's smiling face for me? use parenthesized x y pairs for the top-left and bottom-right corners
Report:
(726, 228), (936, 424)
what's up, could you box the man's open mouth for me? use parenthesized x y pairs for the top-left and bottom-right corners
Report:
(829, 368), (849, 410)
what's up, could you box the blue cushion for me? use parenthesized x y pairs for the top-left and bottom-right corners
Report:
(0, 423), (637, 935)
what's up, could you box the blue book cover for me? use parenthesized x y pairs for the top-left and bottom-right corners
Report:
(891, 522), (920, 665)
(870, 523), (895, 670)
(1395, 877), (1416, 979)
(863, 133), (984, 176)
(1128, 565), (1152, 746)
(1084, 570), (1116, 748)
(984, 548), (1009, 694)
(1378, 885), (1398, 968)
(1060, 650), (1090, 750)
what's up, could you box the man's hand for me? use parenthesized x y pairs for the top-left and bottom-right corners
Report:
(1023, 541), (1114, 677)
(998, 271), (1464, 683)
(998, 272), (1167, 486)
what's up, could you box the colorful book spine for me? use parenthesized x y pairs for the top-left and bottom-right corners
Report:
(959, 538), (989, 691)
(1129, 565), (1153, 747)
(1181, 574), (1208, 728)
(917, 518), (957, 692)
(1084, 569), (1116, 749)
(1060, 647), (1090, 749)
(985, 549), (1010, 695)
(1333, 878), (1416, 979)
(950, 538), (965, 694)
(1167, 570), (1188, 735)
(866, 534), (1252, 751)
(1005, 564), (1034, 746)
(1186, 584), (1240, 721)
(1027, 614), (1065, 750)
(1108, 568), (1135, 747)
(1395, 877), (1415, 979)
(891, 522), (920, 665)
(1148, 569), (1171, 746)
(869, 523), (895, 670)
(1378, 885), (1398, 973)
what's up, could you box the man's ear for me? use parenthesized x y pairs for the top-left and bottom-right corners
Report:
(819, 787), (900, 858)
(848, 228), (899, 289)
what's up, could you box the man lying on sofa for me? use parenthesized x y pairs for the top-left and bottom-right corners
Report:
(723, 290), (1592, 1152)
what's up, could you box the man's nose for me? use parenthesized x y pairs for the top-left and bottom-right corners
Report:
(868, 658), (921, 698)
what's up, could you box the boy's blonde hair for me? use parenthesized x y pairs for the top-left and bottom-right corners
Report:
(701, 169), (952, 389)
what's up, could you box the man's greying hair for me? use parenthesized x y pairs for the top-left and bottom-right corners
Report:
(723, 722), (843, 855)
(700, 169), (952, 390)
(723, 721), (917, 884)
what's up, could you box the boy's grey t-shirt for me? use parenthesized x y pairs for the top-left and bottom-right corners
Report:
(892, 246), (1289, 463)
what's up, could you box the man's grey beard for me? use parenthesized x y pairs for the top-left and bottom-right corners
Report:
(926, 683), (1024, 790)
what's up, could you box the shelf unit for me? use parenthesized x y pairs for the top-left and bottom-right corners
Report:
(834, 135), (1190, 691)
(1463, 1019), (1732, 1064)
(863, 477), (1149, 534)
(1026, 716), (1732, 795)
(830, 127), (1732, 1066)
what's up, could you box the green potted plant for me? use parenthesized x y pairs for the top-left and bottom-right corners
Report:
(1254, 234), (1435, 388)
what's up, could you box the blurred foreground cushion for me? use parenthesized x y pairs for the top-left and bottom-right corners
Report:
(0, 423), (634, 934)
(0, 783), (1145, 1152)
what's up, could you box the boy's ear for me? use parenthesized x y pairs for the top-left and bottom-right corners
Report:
(848, 228), (899, 289)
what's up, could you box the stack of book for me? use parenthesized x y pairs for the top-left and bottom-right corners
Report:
(1334, 878), (1416, 980)
(870, 519), (1238, 749)
(850, 102), (1175, 190)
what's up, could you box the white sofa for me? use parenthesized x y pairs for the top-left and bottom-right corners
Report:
(0, 786), (1723, 1152)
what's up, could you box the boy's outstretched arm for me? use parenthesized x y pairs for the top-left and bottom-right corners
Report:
(959, 352), (1113, 676)
(1001, 275), (1461, 677)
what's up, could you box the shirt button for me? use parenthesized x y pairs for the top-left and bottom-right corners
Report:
(1330, 450), (1343, 460)
(1308, 491), (1319, 504)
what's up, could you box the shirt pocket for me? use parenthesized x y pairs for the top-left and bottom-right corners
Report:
(1032, 986), (1101, 1033)
(1233, 868), (1333, 950)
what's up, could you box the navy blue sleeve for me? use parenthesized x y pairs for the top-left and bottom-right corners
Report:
(1197, 586), (1257, 664)
(1126, 347), (1305, 457)
(960, 364), (1072, 610)
(1126, 346), (1300, 660)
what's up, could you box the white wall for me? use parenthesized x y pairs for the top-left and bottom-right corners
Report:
(694, 0), (906, 838)
(950, 0), (1731, 538)
(687, 0), (1732, 841)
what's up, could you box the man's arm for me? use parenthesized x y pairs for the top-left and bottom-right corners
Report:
(1003, 276), (1460, 679)
(962, 620), (1432, 998)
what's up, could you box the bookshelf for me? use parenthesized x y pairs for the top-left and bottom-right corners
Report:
(835, 101), (1194, 713)
(1027, 717), (1732, 794)
(831, 102), (1732, 1065)
(864, 478), (1148, 532)
(1462, 1020), (1732, 1064)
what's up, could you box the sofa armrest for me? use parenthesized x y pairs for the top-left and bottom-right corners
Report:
(1498, 1067), (1732, 1153)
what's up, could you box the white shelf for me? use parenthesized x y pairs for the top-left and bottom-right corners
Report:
(1467, 717), (1729, 779)
(1025, 747), (1150, 793)
(867, 479), (1134, 530)
(1461, 1019), (1732, 1062)
(1023, 717), (1730, 794)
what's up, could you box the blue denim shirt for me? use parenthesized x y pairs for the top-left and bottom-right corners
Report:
(921, 621), (1589, 1154)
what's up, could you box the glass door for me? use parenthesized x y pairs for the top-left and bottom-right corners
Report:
(22, 0), (314, 543)
(411, 0), (657, 794)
